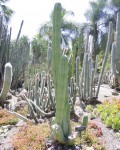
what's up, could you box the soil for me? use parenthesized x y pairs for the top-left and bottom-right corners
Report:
(0, 84), (120, 150)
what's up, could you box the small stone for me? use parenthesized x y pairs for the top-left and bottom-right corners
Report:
(0, 133), (5, 137)
(38, 119), (44, 123)
(116, 145), (120, 150)
(3, 133), (7, 138)
(112, 91), (119, 96)
(57, 145), (63, 150)
(75, 126), (86, 132)
(3, 128), (9, 133)
(8, 125), (14, 130)
(1, 125), (9, 130)
(85, 146), (94, 150)
(15, 120), (26, 127)
(0, 129), (4, 134)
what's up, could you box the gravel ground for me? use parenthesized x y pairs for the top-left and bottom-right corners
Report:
(97, 84), (120, 102)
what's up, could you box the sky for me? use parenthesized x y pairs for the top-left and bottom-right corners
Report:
(7, 0), (90, 40)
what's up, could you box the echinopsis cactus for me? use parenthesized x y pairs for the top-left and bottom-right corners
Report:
(96, 22), (113, 96)
(47, 40), (52, 69)
(51, 3), (74, 145)
(78, 31), (96, 102)
(24, 70), (55, 123)
(110, 12), (120, 88)
(0, 63), (12, 107)
(78, 22), (112, 102)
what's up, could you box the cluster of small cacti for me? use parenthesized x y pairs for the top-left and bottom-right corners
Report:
(110, 12), (120, 88)
(24, 70), (55, 123)
(72, 21), (113, 102)
(76, 31), (97, 102)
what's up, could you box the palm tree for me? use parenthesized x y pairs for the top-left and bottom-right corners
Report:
(0, 0), (14, 23)
(39, 7), (79, 48)
(84, 0), (107, 61)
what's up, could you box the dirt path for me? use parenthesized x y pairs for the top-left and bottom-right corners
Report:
(0, 120), (26, 150)
(94, 118), (120, 150)
(98, 84), (120, 102)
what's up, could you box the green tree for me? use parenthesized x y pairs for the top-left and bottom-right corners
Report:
(31, 34), (48, 64)
(0, 0), (14, 23)
(84, 0), (107, 60)
(10, 35), (30, 89)
(39, 7), (79, 48)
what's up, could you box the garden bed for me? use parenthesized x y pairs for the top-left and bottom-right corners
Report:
(0, 84), (120, 150)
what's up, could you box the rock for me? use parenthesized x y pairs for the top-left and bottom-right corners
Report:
(112, 91), (119, 96)
(6, 93), (12, 100)
(116, 145), (120, 150)
(8, 125), (13, 130)
(75, 106), (83, 116)
(15, 120), (27, 127)
(14, 101), (27, 111)
(17, 97), (22, 101)
(75, 126), (86, 133)
(3, 133), (7, 138)
(38, 119), (44, 123)
(57, 145), (63, 150)
(17, 89), (27, 97)
(0, 129), (4, 134)
(0, 133), (5, 137)
(1, 125), (10, 130)
(85, 146), (94, 150)
(3, 128), (9, 133)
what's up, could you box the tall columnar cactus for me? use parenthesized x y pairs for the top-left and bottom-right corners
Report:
(76, 56), (80, 87)
(25, 71), (55, 122)
(51, 3), (74, 145)
(47, 40), (52, 70)
(10, 21), (30, 90)
(110, 12), (120, 88)
(96, 22), (113, 97)
(78, 31), (99, 102)
(0, 15), (11, 91)
(0, 63), (12, 107)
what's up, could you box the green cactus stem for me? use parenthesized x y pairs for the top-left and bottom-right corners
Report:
(51, 3), (73, 145)
(0, 63), (12, 107)
(47, 40), (52, 69)
(111, 42), (116, 76)
(76, 56), (80, 87)
(96, 22), (113, 97)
